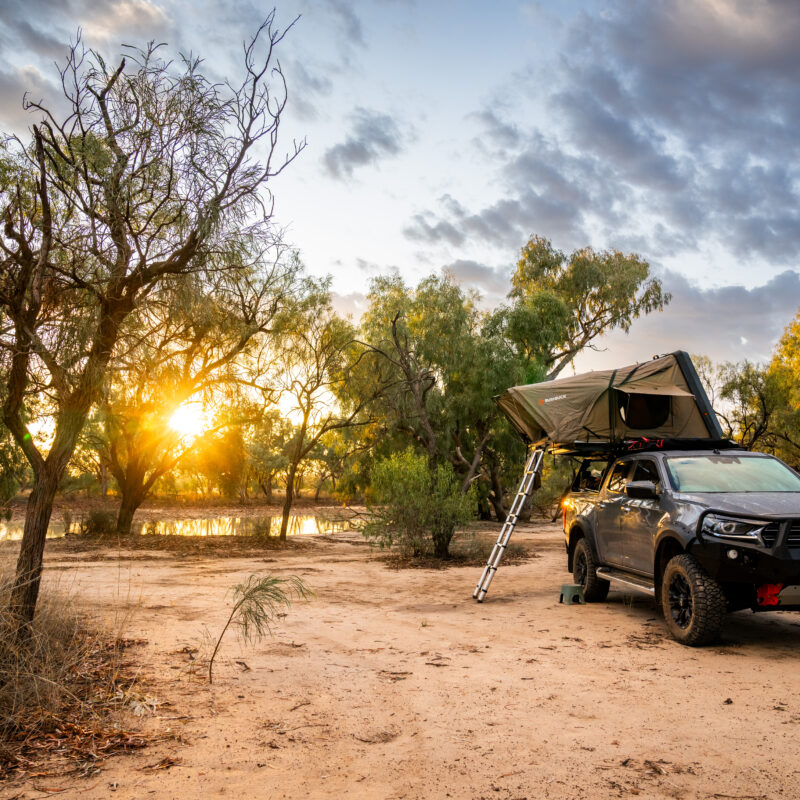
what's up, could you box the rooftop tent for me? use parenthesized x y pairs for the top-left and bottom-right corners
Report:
(496, 351), (723, 447)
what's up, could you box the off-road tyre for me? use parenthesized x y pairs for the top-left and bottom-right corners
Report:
(661, 554), (726, 646)
(572, 537), (610, 602)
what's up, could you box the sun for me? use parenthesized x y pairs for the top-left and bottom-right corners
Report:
(169, 403), (207, 438)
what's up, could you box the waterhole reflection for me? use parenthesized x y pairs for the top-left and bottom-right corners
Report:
(0, 514), (353, 542)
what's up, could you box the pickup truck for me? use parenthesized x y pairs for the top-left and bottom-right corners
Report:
(563, 443), (800, 645)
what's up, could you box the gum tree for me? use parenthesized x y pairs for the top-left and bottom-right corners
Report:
(505, 235), (668, 379)
(261, 289), (379, 541)
(0, 16), (304, 628)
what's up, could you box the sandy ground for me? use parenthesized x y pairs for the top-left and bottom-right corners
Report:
(3, 522), (800, 800)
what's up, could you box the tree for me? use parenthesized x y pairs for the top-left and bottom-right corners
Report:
(692, 346), (800, 468)
(717, 361), (777, 451)
(357, 245), (668, 530)
(0, 18), (303, 628)
(766, 315), (800, 466)
(264, 293), (377, 540)
(506, 235), (668, 378)
(359, 274), (513, 476)
(101, 251), (302, 534)
(246, 409), (291, 504)
(194, 424), (250, 502)
(356, 274), (525, 530)
(0, 422), (27, 519)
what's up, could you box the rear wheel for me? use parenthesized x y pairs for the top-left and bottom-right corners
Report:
(572, 538), (609, 602)
(661, 554), (726, 646)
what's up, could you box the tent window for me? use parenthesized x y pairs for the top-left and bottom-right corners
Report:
(618, 391), (671, 429)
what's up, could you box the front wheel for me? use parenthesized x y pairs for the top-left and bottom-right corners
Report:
(661, 554), (726, 646)
(572, 538), (609, 602)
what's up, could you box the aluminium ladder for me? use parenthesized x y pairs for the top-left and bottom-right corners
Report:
(473, 447), (545, 602)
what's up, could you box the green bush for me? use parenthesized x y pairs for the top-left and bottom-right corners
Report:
(77, 510), (117, 536)
(364, 449), (476, 559)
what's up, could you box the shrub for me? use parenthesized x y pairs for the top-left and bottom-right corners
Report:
(364, 449), (476, 559)
(78, 510), (117, 536)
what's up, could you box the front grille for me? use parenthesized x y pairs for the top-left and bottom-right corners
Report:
(788, 521), (800, 548)
(760, 520), (800, 549)
(761, 523), (780, 547)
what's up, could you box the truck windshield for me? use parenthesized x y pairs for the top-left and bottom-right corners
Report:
(665, 455), (800, 493)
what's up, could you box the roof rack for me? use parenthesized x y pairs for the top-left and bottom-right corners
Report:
(548, 437), (740, 458)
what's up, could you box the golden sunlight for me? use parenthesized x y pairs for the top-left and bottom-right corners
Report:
(169, 403), (207, 438)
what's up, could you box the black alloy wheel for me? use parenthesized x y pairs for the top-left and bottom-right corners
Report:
(572, 537), (609, 602)
(667, 572), (693, 629)
(660, 554), (726, 646)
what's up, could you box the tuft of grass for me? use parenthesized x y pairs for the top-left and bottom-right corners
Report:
(0, 571), (87, 747)
(208, 574), (312, 684)
(0, 568), (151, 776)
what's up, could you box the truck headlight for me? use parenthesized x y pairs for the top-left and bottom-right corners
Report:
(701, 514), (768, 540)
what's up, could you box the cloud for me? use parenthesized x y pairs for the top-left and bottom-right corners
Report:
(0, 65), (60, 131)
(330, 290), (367, 319)
(405, 0), (800, 271)
(468, 109), (522, 155)
(441, 259), (512, 306)
(323, 107), (405, 179)
(404, 130), (620, 248)
(284, 58), (334, 121)
(324, 0), (365, 48)
(81, 0), (171, 42)
(573, 269), (800, 372)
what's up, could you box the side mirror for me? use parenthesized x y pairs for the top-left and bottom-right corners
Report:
(625, 480), (659, 500)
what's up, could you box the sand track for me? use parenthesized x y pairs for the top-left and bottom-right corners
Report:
(3, 522), (800, 799)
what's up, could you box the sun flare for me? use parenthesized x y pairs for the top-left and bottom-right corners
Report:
(169, 403), (207, 438)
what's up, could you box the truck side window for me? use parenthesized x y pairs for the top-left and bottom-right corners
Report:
(632, 459), (660, 484)
(573, 460), (603, 491)
(606, 460), (631, 494)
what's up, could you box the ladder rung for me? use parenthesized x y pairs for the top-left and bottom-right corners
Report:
(473, 448), (544, 602)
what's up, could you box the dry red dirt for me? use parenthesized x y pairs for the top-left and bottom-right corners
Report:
(2, 521), (800, 799)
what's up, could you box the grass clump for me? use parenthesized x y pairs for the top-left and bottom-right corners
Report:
(0, 570), (150, 777)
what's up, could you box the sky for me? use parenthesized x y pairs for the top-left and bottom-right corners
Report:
(1, 0), (799, 371)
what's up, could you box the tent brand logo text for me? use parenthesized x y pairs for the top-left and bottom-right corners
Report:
(539, 394), (567, 405)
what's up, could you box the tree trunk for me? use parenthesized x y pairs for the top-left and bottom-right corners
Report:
(100, 462), (108, 498)
(488, 465), (507, 521)
(259, 475), (273, 504)
(432, 526), (453, 559)
(279, 463), (298, 541)
(9, 469), (60, 630)
(116, 493), (140, 536)
(314, 474), (328, 503)
(517, 492), (534, 523)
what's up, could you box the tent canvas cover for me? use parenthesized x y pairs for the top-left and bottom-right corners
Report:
(496, 350), (722, 448)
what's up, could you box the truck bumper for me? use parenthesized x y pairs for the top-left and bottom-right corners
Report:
(690, 539), (800, 592)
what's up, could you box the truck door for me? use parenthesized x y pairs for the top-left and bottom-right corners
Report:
(621, 458), (664, 576)
(594, 458), (633, 567)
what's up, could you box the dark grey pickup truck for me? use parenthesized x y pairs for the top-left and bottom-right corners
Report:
(563, 442), (800, 645)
